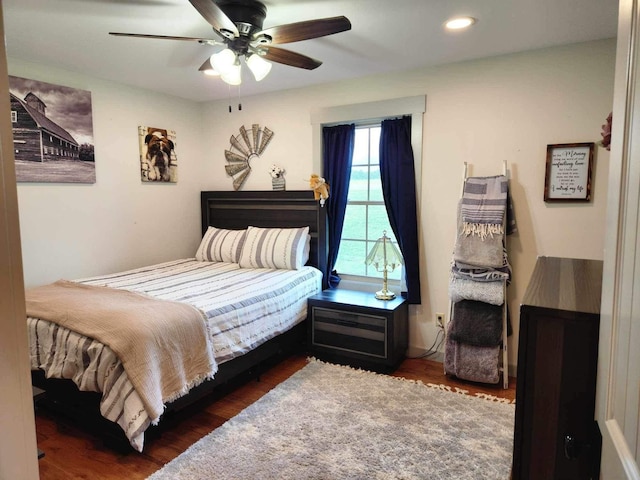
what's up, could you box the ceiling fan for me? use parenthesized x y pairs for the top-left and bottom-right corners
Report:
(109, 0), (352, 85)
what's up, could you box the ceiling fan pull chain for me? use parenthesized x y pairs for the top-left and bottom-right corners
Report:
(238, 85), (242, 111)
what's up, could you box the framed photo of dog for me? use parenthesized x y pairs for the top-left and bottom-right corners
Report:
(138, 126), (178, 183)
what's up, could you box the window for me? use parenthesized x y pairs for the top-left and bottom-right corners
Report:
(334, 124), (401, 280)
(311, 95), (425, 288)
(10, 111), (16, 123)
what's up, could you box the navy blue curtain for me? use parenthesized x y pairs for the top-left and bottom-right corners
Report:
(379, 116), (422, 304)
(322, 124), (355, 288)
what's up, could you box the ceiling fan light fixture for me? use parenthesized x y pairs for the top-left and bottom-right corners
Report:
(210, 48), (238, 74)
(221, 62), (242, 85)
(445, 16), (477, 30)
(111, 2), (352, 84)
(199, 58), (220, 76)
(246, 53), (272, 81)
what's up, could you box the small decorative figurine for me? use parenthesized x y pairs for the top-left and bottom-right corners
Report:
(309, 174), (329, 206)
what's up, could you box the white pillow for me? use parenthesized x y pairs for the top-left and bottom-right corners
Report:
(195, 227), (246, 263)
(238, 226), (310, 270)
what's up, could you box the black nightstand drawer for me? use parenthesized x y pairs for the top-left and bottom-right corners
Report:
(307, 289), (408, 372)
(312, 307), (387, 358)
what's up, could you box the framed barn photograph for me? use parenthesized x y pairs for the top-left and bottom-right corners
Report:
(138, 126), (178, 183)
(9, 75), (95, 183)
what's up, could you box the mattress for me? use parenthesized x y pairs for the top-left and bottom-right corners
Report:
(28, 258), (322, 451)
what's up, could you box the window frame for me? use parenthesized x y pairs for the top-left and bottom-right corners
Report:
(311, 96), (425, 291)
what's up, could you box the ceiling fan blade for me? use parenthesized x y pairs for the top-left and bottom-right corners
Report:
(199, 58), (214, 71)
(255, 16), (351, 44)
(189, 0), (238, 37)
(109, 32), (220, 45)
(261, 46), (322, 70)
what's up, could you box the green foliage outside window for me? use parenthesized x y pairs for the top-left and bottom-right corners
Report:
(334, 126), (401, 280)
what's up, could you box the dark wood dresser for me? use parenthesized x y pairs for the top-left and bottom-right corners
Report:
(513, 256), (603, 480)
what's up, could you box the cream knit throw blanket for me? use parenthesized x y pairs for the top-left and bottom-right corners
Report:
(26, 280), (217, 423)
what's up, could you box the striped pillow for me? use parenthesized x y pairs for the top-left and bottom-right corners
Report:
(195, 227), (246, 263)
(238, 226), (310, 270)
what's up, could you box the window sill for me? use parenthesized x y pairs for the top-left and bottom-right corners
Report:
(335, 275), (402, 295)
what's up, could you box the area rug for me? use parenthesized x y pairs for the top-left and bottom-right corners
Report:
(148, 359), (515, 480)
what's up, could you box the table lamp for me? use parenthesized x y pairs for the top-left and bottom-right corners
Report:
(365, 231), (404, 300)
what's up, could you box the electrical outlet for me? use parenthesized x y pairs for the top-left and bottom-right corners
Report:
(436, 313), (445, 329)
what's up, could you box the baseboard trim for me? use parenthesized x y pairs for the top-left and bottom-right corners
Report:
(406, 346), (517, 379)
(406, 346), (444, 363)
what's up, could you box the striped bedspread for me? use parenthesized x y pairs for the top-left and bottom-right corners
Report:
(28, 259), (322, 451)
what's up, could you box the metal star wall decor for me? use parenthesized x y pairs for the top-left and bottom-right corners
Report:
(225, 124), (274, 190)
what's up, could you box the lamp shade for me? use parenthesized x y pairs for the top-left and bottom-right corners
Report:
(220, 62), (242, 85)
(199, 58), (220, 76)
(365, 232), (403, 271)
(246, 53), (272, 81)
(365, 231), (403, 300)
(210, 48), (237, 75)
(203, 67), (220, 76)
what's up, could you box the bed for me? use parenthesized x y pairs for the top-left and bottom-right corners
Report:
(28, 190), (328, 452)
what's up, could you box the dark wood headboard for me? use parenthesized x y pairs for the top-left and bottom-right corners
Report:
(201, 190), (328, 289)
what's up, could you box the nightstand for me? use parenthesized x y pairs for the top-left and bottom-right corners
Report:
(308, 289), (408, 373)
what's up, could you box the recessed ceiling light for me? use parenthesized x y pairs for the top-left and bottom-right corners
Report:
(445, 16), (477, 30)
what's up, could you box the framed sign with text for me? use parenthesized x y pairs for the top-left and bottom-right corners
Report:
(544, 142), (594, 202)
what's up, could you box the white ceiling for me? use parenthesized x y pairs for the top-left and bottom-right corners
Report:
(3, 0), (619, 103)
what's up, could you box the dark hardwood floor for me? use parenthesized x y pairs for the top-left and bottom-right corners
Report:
(35, 353), (516, 479)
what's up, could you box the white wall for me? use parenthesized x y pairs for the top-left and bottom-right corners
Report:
(8, 59), (207, 288)
(202, 39), (616, 369)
